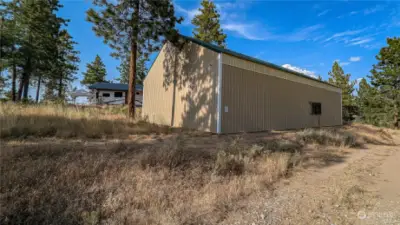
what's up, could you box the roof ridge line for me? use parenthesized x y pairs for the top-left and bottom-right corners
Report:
(179, 34), (339, 89)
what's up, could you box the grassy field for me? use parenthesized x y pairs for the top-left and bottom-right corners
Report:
(0, 103), (397, 225)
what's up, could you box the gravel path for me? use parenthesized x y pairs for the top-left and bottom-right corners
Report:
(221, 138), (400, 225)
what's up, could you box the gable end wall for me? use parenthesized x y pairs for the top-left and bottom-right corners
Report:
(142, 41), (219, 132)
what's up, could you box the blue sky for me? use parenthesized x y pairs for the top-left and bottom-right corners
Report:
(58, 0), (400, 90)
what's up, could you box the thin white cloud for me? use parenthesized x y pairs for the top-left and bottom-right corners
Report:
(284, 24), (324, 42)
(349, 56), (361, 62)
(176, 1), (249, 27)
(389, 6), (400, 27)
(222, 23), (324, 42)
(282, 64), (317, 78)
(363, 43), (382, 49)
(334, 59), (351, 66)
(216, 2), (247, 10)
(337, 10), (359, 19)
(340, 62), (350, 66)
(337, 5), (385, 19)
(364, 5), (385, 15)
(222, 23), (267, 40)
(318, 9), (331, 17)
(350, 11), (359, 15)
(174, 4), (199, 24)
(349, 38), (373, 46)
(323, 28), (366, 42)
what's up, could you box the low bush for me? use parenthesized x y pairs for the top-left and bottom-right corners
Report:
(214, 150), (246, 176)
(296, 128), (358, 147)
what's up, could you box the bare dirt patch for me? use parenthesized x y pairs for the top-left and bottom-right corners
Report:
(221, 125), (400, 225)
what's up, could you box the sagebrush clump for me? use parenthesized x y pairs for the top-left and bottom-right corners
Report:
(296, 128), (358, 147)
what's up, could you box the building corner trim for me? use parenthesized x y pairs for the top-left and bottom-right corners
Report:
(217, 53), (222, 134)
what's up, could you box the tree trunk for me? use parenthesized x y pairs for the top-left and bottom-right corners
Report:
(35, 74), (41, 103)
(128, 43), (138, 118)
(11, 50), (16, 102)
(17, 74), (24, 101)
(58, 73), (63, 99)
(22, 74), (30, 100)
(128, 0), (140, 119)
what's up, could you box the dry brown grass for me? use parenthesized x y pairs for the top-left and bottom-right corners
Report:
(295, 128), (358, 147)
(346, 123), (397, 145)
(0, 137), (302, 225)
(0, 103), (174, 139)
(1, 104), (397, 225)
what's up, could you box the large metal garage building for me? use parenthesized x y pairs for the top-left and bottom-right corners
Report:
(142, 35), (342, 134)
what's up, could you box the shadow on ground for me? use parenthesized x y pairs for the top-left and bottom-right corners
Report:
(1, 124), (397, 225)
(0, 114), (188, 139)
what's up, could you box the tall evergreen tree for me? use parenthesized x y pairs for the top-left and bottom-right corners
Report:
(192, 0), (227, 47)
(81, 55), (107, 86)
(357, 78), (378, 125)
(366, 37), (400, 127)
(1, 1), (23, 101)
(42, 30), (80, 101)
(87, 0), (182, 118)
(1, 0), (70, 102)
(56, 30), (80, 99)
(328, 61), (357, 121)
(116, 54), (147, 85)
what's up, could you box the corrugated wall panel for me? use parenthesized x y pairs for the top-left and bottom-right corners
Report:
(142, 42), (218, 132)
(221, 64), (342, 133)
(142, 44), (174, 126)
(222, 54), (340, 93)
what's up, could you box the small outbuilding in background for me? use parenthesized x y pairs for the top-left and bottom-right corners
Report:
(88, 83), (143, 106)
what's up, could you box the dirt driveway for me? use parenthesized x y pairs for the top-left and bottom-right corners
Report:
(221, 133), (400, 225)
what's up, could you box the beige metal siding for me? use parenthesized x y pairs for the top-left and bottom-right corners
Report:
(222, 54), (340, 93)
(221, 64), (342, 133)
(142, 44), (174, 126)
(142, 41), (218, 132)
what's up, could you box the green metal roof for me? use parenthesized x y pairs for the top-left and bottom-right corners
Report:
(88, 82), (143, 91)
(180, 35), (339, 89)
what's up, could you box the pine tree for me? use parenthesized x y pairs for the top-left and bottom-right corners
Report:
(1, 0), (70, 102)
(328, 61), (357, 121)
(192, 0), (227, 47)
(357, 78), (374, 124)
(0, 1), (23, 101)
(42, 30), (80, 101)
(367, 37), (400, 128)
(116, 54), (147, 85)
(81, 55), (107, 86)
(87, 0), (182, 118)
(55, 30), (80, 99)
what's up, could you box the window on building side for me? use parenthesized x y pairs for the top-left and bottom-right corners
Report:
(311, 102), (322, 115)
(114, 92), (123, 97)
(102, 93), (110, 97)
